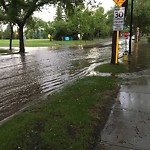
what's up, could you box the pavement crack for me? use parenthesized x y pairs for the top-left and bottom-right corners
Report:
(135, 125), (142, 138)
(99, 140), (143, 150)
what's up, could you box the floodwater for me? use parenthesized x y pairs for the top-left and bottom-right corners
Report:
(0, 43), (114, 122)
(129, 42), (150, 72)
(96, 41), (150, 150)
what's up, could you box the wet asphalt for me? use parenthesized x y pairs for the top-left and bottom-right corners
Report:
(96, 42), (150, 150)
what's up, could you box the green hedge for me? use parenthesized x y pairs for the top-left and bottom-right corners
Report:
(147, 37), (150, 43)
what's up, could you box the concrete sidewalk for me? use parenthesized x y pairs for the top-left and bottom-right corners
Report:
(95, 42), (150, 150)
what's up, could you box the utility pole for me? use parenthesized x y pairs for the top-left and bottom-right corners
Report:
(129, 0), (134, 54)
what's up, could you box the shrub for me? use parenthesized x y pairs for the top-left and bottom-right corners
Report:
(147, 37), (150, 43)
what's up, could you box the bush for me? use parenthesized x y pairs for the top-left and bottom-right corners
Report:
(147, 37), (150, 43)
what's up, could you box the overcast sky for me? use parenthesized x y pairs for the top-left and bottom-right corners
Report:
(34, 0), (115, 22)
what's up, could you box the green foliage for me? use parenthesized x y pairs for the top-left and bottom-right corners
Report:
(53, 20), (69, 40)
(93, 7), (110, 37)
(147, 37), (150, 43)
(106, 8), (114, 35)
(0, 0), (84, 52)
(0, 1), (113, 43)
(25, 17), (48, 39)
(2, 24), (15, 39)
(66, 4), (111, 40)
(55, 4), (65, 21)
(126, 0), (150, 34)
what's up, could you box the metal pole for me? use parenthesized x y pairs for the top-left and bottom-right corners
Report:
(129, 0), (134, 54)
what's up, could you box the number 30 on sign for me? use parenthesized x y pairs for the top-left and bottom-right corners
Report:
(114, 7), (125, 19)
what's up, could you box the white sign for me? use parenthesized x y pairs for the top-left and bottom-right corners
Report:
(113, 7), (125, 31)
(114, 20), (124, 24)
(113, 25), (124, 31)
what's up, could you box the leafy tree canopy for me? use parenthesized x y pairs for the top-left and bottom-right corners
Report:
(0, 0), (84, 52)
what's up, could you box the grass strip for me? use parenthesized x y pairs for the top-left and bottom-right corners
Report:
(95, 63), (128, 74)
(0, 76), (120, 150)
(0, 38), (110, 47)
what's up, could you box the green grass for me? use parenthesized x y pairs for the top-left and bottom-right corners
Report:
(0, 76), (120, 150)
(95, 63), (128, 74)
(0, 38), (110, 47)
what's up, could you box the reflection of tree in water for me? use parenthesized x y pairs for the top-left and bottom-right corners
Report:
(0, 54), (43, 121)
(70, 59), (90, 74)
(128, 43), (150, 72)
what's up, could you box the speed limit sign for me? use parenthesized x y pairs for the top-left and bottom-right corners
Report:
(114, 7), (125, 19)
(113, 7), (125, 31)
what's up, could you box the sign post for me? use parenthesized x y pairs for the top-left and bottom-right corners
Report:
(111, 0), (127, 64)
(129, 0), (134, 54)
(112, 7), (125, 64)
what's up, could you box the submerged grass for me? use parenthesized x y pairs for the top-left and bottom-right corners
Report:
(0, 49), (19, 54)
(0, 76), (120, 150)
(0, 49), (8, 53)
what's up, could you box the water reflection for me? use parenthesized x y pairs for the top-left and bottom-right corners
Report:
(118, 41), (150, 115)
(129, 43), (150, 72)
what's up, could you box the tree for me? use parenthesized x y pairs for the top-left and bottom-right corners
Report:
(126, 0), (150, 34)
(25, 17), (48, 39)
(67, 4), (84, 39)
(66, 3), (110, 40)
(55, 3), (64, 21)
(80, 8), (95, 40)
(0, 4), (14, 50)
(105, 8), (114, 36)
(0, 22), (3, 39)
(53, 20), (69, 40)
(67, 4), (95, 40)
(9, 22), (14, 50)
(0, 0), (84, 53)
(93, 7), (110, 37)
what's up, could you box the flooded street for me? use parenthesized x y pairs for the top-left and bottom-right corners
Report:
(96, 41), (150, 150)
(0, 44), (112, 122)
(129, 42), (150, 72)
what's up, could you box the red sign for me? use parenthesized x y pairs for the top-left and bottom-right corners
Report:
(124, 32), (129, 37)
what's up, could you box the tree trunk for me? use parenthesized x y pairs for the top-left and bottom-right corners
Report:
(9, 23), (13, 51)
(18, 25), (25, 53)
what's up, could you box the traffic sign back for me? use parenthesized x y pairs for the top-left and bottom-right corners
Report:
(113, 0), (126, 7)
